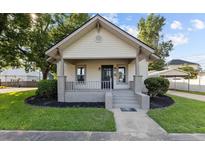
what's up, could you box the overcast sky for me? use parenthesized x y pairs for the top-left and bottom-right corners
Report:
(94, 13), (205, 70)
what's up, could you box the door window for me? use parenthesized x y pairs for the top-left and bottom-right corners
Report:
(118, 66), (126, 83)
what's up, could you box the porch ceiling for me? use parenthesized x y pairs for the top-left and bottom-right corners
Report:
(64, 58), (135, 65)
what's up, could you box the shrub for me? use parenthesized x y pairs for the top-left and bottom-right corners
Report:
(144, 77), (170, 97)
(36, 80), (57, 98)
(0, 86), (7, 89)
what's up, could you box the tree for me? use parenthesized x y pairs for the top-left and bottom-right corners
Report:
(0, 14), (32, 70)
(0, 13), (90, 79)
(179, 66), (198, 79)
(137, 14), (174, 71)
(148, 59), (165, 71)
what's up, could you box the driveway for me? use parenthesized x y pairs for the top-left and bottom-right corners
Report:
(167, 90), (205, 102)
(0, 87), (37, 94)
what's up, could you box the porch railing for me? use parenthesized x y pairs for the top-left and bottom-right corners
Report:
(65, 81), (112, 91)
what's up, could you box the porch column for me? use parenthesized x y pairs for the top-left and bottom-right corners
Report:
(134, 47), (143, 94)
(58, 58), (66, 102)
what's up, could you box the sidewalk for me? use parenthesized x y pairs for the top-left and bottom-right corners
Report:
(0, 88), (37, 94)
(167, 90), (205, 102)
(1, 130), (205, 141)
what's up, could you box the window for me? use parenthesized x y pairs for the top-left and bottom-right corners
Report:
(76, 66), (86, 82)
(118, 66), (126, 83)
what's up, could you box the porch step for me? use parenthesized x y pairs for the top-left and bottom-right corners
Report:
(113, 103), (140, 109)
(112, 90), (140, 109)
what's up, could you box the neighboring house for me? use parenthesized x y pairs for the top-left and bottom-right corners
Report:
(46, 14), (159, 110)
(149, 68), (189, 79)
(167, 59), (201, 71)
(199, 72), (205, 79)
(0, 68), (42, 82)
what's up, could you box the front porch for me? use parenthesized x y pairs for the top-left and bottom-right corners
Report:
(57, 58), (150, 110)
(62, 58), (139, 90)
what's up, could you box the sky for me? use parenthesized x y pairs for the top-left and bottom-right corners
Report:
(94, 13), (205, 70)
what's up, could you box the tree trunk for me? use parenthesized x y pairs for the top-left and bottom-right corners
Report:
(42, 69), (49, 80)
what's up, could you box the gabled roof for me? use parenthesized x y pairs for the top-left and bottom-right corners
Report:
(168, 59), (199, 65)
(46, 14), (159, 61)
(149, 68), (189, 77)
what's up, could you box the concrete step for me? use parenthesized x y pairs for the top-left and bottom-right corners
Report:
(113, 96), (137, 101)
(113, 103), (140, 109)
(113, 100), (138, 104)
(112, 90), (140, 109)
(112, 93), (135, 96)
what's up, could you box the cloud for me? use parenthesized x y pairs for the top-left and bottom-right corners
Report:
(126, 16), (132, 21)
(191, 19), (205, 30)
(102, 13), (119, 24)
(168, 33), (188, 46)
(120, 25), (138, 37)
(187, 27), (193, 31)
(170, 20), (183, 30)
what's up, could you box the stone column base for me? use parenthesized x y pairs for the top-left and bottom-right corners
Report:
(58, 76), (66, 102)
(133, 75), (143, 94)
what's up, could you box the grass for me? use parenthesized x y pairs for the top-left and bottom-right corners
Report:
(174, 89), (205, 96)
(0, 91), (116, 131)
(148, 95), (205, 133)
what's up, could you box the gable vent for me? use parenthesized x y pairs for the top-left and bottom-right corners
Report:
(95, 35), (102, 43)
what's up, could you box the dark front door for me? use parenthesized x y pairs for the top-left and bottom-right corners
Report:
(101, 65), (113, 89)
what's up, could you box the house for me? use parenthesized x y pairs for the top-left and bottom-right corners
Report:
(199, 72), (205, 79)
(0, 68), (43, 87)
(167, 59), (201, 71)
(46, 14), (159, 110)
(149, 68), (189, 79)
(0, 68), (42, 82)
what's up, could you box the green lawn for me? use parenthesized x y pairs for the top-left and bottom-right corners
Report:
(148, 95), (205, 133)
(0, 91), (116, 131)
(174, 89), (205, 96)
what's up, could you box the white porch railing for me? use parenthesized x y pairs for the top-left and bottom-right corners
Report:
(65, 81), (112, 91)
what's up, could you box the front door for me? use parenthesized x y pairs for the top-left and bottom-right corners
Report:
(101, 65), (113, 89)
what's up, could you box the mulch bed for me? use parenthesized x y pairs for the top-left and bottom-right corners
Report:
(25, 96), (105, 108)
(150, 95), (175, 109)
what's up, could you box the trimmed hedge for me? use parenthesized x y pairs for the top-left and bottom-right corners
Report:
(36, 80), (57, 98)
(144, 77), (170, 97)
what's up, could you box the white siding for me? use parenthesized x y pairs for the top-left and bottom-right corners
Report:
(62, 28), (136, 59)
(128, 59), (135, 81)
(64, 61), (75, 81)
(64, 59), (131, 89)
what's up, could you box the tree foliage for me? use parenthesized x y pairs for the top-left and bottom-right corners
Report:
(0, 13), (90, 79)
(137, 14), (174, 71)
(0, 14), (32, 69)
(179, 66), (198, 79)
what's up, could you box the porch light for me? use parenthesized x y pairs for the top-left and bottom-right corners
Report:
(98, 67), (101, 70)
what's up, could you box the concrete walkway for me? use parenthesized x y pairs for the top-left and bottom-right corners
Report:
(0, 88), (37, 94)
(167, 90), (205, 102)
(113, 109), (167, 140)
